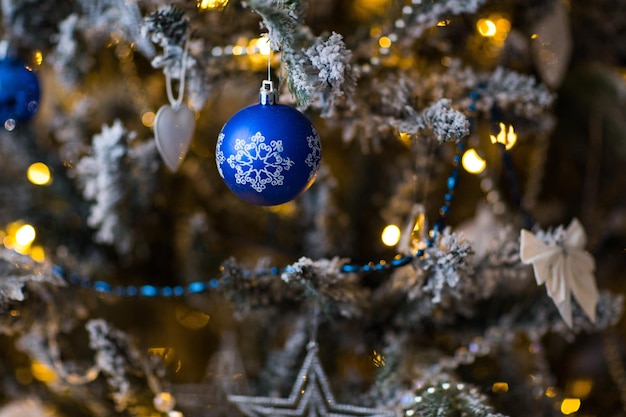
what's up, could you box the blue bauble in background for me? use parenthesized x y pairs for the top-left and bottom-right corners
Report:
(216, 83), (321, 206)
(0, 57), (40, 130)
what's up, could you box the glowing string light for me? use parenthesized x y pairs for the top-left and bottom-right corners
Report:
(461, 149), (487, 174)
(490, 122), (517, 150)
(560, 398), (581, 415)
(198, 0), (229, 10)
(477, 18), (497, 37)
(15, 224), (36, 247)
(381, 224), (401, 246)
(27, 162), (52, 185)
(378, 36), (392, 48)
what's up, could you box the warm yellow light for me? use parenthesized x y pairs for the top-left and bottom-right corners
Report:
(34, 50), (43, 66)
(3, 235), (15, 250)
(477, 19), (497, 37)
(378, 36), (392, 48)
(198, 0), (229, 10)
(437, 19), (450, 27)
(370, 26), (382, 38)
(530, 33), (538, 40)
(495, 18), (511, 32)
(462, 149), (487, 174)
(30, 245), (45, 263)
(142, 111), (156, 127)
(545, 386), (558, 398)
(175, 305), (210, 329)
(490, 122), (517, 150)
(372, 350), (386, 367)
(567, 378), (593, 399)
(408, 210), (427, 253)
(381, 224), (401, 246)
(232, 45), (244, 56)
(398, 131), (412, 147)
(15, 224), (36, 247)
(249, 37), (271, 56)
(31, 361), (58, 384)
(265, 201), (297, 217)
(560, 398), (581, 415)
(27, 162), (52, 185)
(491, 382), (509, 393)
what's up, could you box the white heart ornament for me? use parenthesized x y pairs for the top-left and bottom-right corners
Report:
(154, 104), (196, 172)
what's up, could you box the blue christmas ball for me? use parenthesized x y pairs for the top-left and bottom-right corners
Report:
(216, 93), (321, 206)
(0, 57), (40, 130)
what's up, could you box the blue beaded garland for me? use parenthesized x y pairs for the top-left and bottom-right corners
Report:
(216, 81), (321, 206)
(0, 57), (40, 129)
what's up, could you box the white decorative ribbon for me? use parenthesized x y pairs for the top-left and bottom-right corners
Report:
(520, 218), (599, 328)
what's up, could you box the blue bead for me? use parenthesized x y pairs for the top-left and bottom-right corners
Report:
(215, 102), (321, 206)
(340, 264), (361, 273)
(52, 265), (65, 277)
(447, 173), (458, 189)
(468, 104), (476, 111)
(126, 286), (138, 296)
(209, 278), (220, 288)
(270, 267), (280, 275)
(173, 286), (184, 296)
(416, 249), (425, 257)
(391, 256), (412, 267)
(445, 193), (453, 201)
(93, 281), (112, 293)
(363, 264), (372, 272)
(161, 287), (173, 297)
(187, 282), (206, 294)
(469, 91), (480, 100)
(140, 285), (158, 297)
(0, 58), (40, 127)
(375, 262), (385, 271)
(440, 205), (449, 214)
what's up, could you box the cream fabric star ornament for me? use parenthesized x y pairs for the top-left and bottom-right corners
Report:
(520, 218), (599, 328)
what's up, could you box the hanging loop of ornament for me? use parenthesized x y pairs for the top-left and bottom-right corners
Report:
(165, 40), (189, 110)
(260, 79), (277, 105)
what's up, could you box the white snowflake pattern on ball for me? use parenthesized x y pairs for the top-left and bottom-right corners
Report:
(305, 129), (321, 181)
(226, 132), (294, 192)
(215, 132), (225, 178)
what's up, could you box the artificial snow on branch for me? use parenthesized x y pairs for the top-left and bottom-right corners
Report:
(304, 31), (357, 117)
(86, 319), (145, 412)
(75, 120), (159, 255)
(404, 0), (488, 39)
(0, 249), (64, 304)
(394, 99), (470, 144)
(244, 0), (357, 113)
(142, 5), (190, 76)
(46, 0), (154, 85)
(77, 0), (154, 57)
(420, 229), (475, 304)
